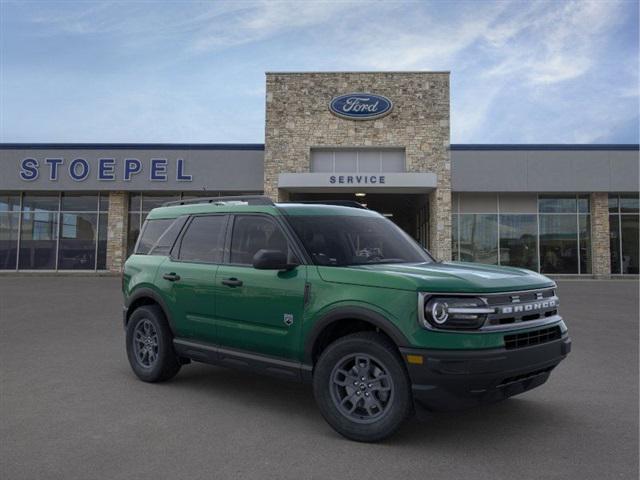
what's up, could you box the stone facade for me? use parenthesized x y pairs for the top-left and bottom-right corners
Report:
(264, 72), (452, 261)
(106, 191), (129, 272)
(590, 192), (611, 277)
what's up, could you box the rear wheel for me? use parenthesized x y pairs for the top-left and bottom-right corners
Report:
(313, 332), (413, 442)
(126, 305), (181, 382)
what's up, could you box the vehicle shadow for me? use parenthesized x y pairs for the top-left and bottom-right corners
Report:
(145, 361), (577, 446)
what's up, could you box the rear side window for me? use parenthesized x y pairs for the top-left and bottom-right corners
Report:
(148, 216), (188, 256)
(178, 215), (227, 263)
(135, 218), (176, 255)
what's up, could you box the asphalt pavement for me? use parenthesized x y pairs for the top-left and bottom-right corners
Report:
(0, 277), (638, 480)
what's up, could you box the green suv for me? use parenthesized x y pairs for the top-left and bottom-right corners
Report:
(122, 196), (570, 442)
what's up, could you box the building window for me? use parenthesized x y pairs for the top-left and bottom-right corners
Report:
(311, 149), (405, 173)
(58, 193), (107, 270)
(499, 214), (538, 271)
(0, 193), (20, 270)
(451, 193), (592, 274)
(609, 193), (639, 274)
(0, 192), (107, 271)
(537, 195), (590, 275)
(458, 214), (498, 264)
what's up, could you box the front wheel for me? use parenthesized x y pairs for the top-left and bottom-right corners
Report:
(313, 332), (413, 442)
(126, 305), (181, 382)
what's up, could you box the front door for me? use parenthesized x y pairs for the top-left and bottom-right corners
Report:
(159, 214), (228, 343)
(214, 214), (306, 360)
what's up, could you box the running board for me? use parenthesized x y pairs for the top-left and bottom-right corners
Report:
(173, 338), (313, 383)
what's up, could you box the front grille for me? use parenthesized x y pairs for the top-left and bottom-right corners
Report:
(504, 326), (562, 350)
(485, 288), (558, 327)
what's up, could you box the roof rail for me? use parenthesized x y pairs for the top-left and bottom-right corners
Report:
(287, 200), (368, 209)
(163, 195), (275, 207)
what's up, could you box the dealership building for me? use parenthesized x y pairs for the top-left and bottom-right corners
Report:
(0, 72), (638, 276)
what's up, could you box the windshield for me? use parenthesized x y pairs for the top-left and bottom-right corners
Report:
(285, 214), (433, 266)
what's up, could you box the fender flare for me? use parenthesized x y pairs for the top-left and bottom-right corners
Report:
(304, 306), (410, 364)
(125, 287), (176, 335)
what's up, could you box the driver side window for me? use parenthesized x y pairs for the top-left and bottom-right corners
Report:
(229, 215), (294, 265)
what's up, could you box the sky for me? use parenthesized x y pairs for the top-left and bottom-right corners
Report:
(0, 0), (638, 144)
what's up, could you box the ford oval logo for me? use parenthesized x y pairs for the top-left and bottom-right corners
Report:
(329, 93), (393, 120)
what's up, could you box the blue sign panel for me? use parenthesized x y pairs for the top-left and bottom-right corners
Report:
(329, 93), (393, 120)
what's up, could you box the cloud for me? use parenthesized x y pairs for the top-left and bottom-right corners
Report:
(2, 0), (637, 143)
(188, 1), (363, 52)
(482, 0), (624, 85)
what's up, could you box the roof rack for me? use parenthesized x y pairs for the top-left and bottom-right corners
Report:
(288, 200), (368, 209)
(163, 195), (275, 207)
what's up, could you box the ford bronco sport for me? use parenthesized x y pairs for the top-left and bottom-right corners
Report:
(122, 196), (571, 442)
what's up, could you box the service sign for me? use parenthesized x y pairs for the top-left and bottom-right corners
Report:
(329, 93), (393, 120)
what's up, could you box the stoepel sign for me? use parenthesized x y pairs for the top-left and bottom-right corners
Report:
(19, 157), (192, 182)
(329, 93), (393, 120)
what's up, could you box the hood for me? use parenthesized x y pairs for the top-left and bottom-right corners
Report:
(316, 261), (555, 293)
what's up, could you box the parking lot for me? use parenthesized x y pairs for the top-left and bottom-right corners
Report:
(0, 277), (638, 480)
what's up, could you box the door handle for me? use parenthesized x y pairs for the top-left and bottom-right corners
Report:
(221, 277), (243, 287)
(162, 272), (181, 282)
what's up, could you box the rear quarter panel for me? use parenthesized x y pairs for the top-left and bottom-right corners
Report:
(123, 255), (166, 308)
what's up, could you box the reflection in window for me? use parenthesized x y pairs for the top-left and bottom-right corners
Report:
(19, 211), (59, 269)
(0, 212), (19, 269)
(458, 214), (498, 264)
(21, 193), (59, 212)
(539, 215), (578, 274)
(620, 216), (639, 274)
(579, 215), (591, 274)
(610, 215), (621, 274)
(609, 194), (639, 274)
(0, 193), (20, 212)
(499, 215), (538, 270)
(97, 214), (108, 269)
(4, 192), (107, 270)
(58, 213), (98, 270)
(538, 196), (578, 213)
(451, 214), (459, 261)
(620, 194), (639, 214)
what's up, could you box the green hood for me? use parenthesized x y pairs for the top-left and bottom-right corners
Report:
(316, 261), (554, 293)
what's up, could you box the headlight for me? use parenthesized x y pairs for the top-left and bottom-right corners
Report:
(421, 296), (494, 330)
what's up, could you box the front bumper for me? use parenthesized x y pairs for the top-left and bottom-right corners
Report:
(400, 334), (571, 411)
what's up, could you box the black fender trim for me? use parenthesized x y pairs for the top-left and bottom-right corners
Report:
(125, 287), (176, 335)
(304, 306), (410, 364)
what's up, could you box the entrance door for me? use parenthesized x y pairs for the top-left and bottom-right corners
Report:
(214, 214), (306, 360)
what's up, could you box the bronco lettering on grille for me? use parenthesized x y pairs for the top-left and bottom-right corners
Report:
(501, 299), (556, 315)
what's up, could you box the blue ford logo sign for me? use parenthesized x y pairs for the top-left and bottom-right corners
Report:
(329, 93), (393, 120)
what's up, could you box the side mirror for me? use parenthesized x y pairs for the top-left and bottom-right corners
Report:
(252, 249), (297, 271)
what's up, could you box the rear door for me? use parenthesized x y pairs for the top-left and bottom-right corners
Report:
(159, 214), (228, 343)
(214, 214), (307, 360)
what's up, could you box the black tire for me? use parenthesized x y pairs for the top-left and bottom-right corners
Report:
(313, 332), (413, 442)
(126, 305), (181, 382)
